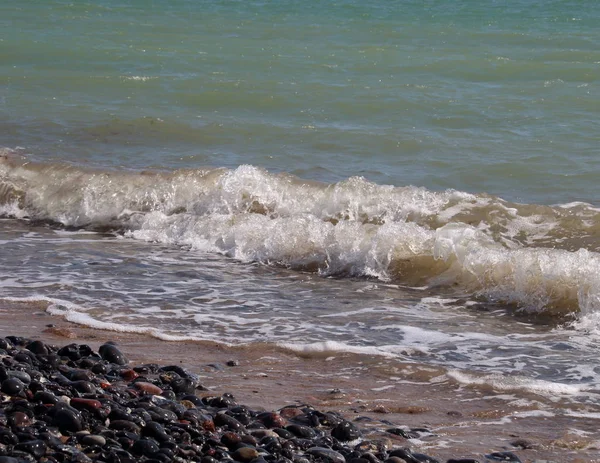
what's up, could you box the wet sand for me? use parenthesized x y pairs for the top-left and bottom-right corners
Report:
(1, 301), (598, 462)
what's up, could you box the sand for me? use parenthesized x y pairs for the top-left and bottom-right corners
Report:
(1, 300), (598, 462)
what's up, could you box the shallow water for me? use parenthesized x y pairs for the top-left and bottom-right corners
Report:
(2, 0), (600, 423)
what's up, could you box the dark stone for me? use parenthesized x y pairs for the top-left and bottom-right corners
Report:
(306, 447), (346, 463)
(1, 377), (25, 395)
(0, 429), (18, 445)
(389, 448), (439, 463)
(0, 457), (20, 463)
(81, 434), (107, 446)
(14, 439), (47, 458)
(214, 413), (246, 432)
(286, 424), (317, 438)
(386, 428), (419, 439)
(109, 420), (141, 434)
(26, 341), (49, 356)
(131, 438), (160, 457)
(7, 370), (31, 384)
(331, 421), (361, 441)
(142, 421), (172, 443)
(53, 406), (83, 433)
(99, 343), (128, 365)
(57, 343), (82, 361)
(170, 377), (196, 395)
(231, 446), (259, 462)
(71, 380), (95, 393)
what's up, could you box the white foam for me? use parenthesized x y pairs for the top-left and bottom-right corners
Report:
(5, 160), (600, 319)
(448, 370), (589, 397)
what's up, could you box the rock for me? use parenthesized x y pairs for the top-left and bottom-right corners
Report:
(232, 446), (260, 462)
(331, 420), (361, 441)
(14, 439), (47, 458)
(99, 343), (128, 365)
(142, 421), (172, 442)
(214, 412), (246, 432)
(70, 397), (102, 412)
(1, 378), (25, 395)
(389, 448), (439, 463)
(307, 447), (346, 463)
(134, 381), (163, 395)
(26, 341), (49, 356)
(80, 434), (107, 446)
(8, 411), (32, 428)
(287, 424), (317, 438)
(53, 406), (83, 433)
(131, 438), (160, 457)
(386, 428), (419, 439)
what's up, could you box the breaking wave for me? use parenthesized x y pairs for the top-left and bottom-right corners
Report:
(3, 148), (600, 318)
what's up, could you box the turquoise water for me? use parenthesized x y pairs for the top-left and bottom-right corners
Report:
(2, 0), (599, 203)
(2, 0), (600, 414)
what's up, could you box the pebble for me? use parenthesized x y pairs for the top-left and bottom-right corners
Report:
(98, 342), (128, 365)
(0, 378), (25, 396)
(0, 335), (529, 463)
(134, 381), (163, 395)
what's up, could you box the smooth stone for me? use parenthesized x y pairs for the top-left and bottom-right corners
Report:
(109, 420), (141, 434)
(81, 434), (107, 446)
(148, 407), (178, 423)
(231, 447), (259, 462)
(120, 369), (139, 381)
(71, 380), (96, 393)
(8, 411), (32, 428)
(142, 421), (172, 443)
(389, 448), (440, 463)
(170, 377), (196, 394)
(306, 447), (346, 463)
(57, 344), (82, 361)
(14, 439), (47, 458)
(7, 370), (31, 384)
(131, 438), (160, 456)
(33, 390), (59, 405)
(99, 343), (128, 365)
(273, 428), (294, 439)
(331, 420), (361, 441)
(286, 424), (317, 438)
(447, 459), (480, 463)
(0, 457), (20, 463)
(1, 378), (25, 395)
(385, 458), (407, 463)
(256, 412), (286, 428)
(0, 430), (18, 445)
(214, 413), (246, 432)
(134, 381), (163, 395)
(53, 407), (83, 433)
(70, 398), (103, 412)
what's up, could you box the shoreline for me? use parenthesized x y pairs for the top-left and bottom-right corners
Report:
(1, 301), (598, 462)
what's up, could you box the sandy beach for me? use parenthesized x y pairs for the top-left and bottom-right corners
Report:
(1, 300), (598, 463)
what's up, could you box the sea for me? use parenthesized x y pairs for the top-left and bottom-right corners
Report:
(2, 0), (600, 424)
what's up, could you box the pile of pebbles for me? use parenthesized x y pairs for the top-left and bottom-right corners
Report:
(0, 336), (524, 463)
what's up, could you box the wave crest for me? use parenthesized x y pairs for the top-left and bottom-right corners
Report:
(3, 153), (600, 317)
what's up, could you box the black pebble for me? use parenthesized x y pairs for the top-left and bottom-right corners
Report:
(99, 343), (128, 365)
(52, 406), (83, 433)
(331, 420), (361, 441)
(14, 439), (47, 458)
(1, 377), (25, 395)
